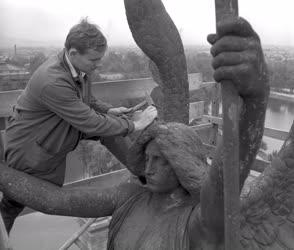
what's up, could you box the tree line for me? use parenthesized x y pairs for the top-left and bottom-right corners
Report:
(7, 46), (294, 92)
(267, 58), (294, 92)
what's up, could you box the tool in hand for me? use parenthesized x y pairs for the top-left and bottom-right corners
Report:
(145, 92), (156, 107)
(128, 100), (147, 113)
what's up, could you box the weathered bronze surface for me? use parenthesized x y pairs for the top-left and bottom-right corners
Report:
(1, 1), (294, 250)
(124, 0), (189, 124)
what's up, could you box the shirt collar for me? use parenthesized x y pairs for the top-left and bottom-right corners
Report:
(64, 50), (86, 81)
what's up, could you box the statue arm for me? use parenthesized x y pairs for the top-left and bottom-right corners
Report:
(200, 98), (267, 234)
(90, 94), (113, 114)
(200, 17), (269, 239)
(124, 0), (189, 123)
(0, 163), (138, 218)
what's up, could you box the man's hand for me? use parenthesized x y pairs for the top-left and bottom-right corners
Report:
(133, 106), (157, 131)
(107, 107), (132, 116)
(208, 17), (269, 100)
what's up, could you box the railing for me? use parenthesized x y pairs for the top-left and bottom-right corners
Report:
(0, 77), (293, 249)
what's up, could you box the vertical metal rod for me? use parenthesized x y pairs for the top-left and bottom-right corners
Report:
(81, 76), (92, 178)
(214, 1), (240, 249)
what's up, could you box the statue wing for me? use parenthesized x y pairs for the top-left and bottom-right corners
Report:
(240, 126), (294, 249)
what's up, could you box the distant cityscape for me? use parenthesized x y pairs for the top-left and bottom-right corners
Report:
(264, 45), (294, 61)
(0, 45), (60, 91)
(1, 44), (294, 92)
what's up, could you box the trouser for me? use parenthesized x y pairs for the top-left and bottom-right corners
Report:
(0, 135), (131, 234)
(0, 197), (24, 234)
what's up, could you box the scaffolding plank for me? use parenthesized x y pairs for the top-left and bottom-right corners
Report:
(203, 115), (289, 141)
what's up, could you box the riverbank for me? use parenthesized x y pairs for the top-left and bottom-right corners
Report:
(270, 91), (294, 103)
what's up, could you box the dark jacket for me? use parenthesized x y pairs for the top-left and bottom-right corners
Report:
(5, 50), (134, 185)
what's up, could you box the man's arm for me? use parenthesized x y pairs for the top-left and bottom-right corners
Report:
(42, 83), (134, 137)
(89, 94), (113, 114)
(90, 95), (136, 116)
(200, 17), (269, 238)
(0, 163), (139, 218)
(41, 84), (157, 137)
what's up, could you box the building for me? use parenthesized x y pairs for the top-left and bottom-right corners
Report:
(0, 62), (30, 91)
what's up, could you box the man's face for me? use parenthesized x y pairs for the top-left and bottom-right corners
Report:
(144, 140), (180, 193)
(69, 48), (105, 74)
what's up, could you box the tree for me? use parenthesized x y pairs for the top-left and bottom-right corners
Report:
(267, 57), (294, 91)
(9, 55), (29, 67)
(29, 52), (46, 74)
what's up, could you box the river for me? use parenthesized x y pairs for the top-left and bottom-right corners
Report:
(264, 98), (294, 153)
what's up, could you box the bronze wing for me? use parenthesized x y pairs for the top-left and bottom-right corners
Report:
(240, 122), (294, 249)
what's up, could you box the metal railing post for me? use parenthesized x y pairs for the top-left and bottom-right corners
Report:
(81, 76), (92, 179)
(59, 218), (96, 250)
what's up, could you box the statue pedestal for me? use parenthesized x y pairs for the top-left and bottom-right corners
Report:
(76, 217), (110, 250)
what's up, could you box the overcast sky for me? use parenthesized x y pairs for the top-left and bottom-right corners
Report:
(1, 0), (294, 47)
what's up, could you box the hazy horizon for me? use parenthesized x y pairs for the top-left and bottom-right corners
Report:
(2, 42), (294, 50)
(1, 0), (294, 48)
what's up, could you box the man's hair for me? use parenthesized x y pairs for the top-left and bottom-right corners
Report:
(65, 18), (107, 54)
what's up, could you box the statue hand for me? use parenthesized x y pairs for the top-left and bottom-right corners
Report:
(208, 17), (269, 101)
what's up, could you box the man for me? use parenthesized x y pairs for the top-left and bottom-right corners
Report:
(0, 18), (157, 233)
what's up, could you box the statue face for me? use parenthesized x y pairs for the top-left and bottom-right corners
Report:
(144, 140), (180, 193)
